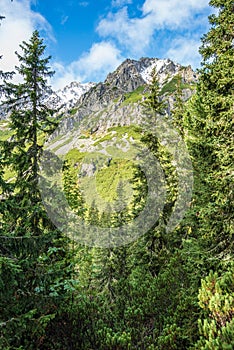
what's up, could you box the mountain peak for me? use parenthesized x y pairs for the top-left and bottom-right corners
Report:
(104, 57), (184, 90)
(0, 57), (198, 125)
(45, 81), (96, 114)
(55, 81), (96, 105)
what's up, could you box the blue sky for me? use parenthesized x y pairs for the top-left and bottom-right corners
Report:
(0, 0), (212, 89)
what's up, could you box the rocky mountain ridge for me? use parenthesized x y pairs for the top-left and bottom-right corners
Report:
(47, 81), (96, 113)
(47, 57), (198, 143)
(75, 57), (197, 112)
(0, 57), (198, 150)
(0, 81), (95, 120)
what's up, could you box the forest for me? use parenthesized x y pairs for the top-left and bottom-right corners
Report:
(0, 0), (233, 349)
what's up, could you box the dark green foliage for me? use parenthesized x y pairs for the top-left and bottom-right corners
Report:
(63, 159), (86, 218)
(0, 31), (76, 349)
(0, 16), (14, 95)
(1, 2), (233, 347)
(196, 264), (234, 349)
(142, 67), (166, 115)
(1, 31), (57, 233)
(187, 0), (234, 347)
(188, 0), (234, 253)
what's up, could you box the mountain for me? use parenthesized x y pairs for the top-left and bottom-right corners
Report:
(0, 57), (198, 152)
(45, 57), (197, 148)
(0, 81), (95, 120)
(0, 56), (198, 211)
(47, 81), (96, 113)
(39, 57), (198, 213)
(73, 57), (197, 116)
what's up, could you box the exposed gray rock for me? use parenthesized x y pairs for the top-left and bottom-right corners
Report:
(1, 57), (198, 143)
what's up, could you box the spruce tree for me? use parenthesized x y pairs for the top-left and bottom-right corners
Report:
(142, 67), (166, 114)
(63, 159), (86, 218)
(134, 66), (179, 269)
(1, 30), (58, 231)
(0, 31), (75, 349)
(189, 0), (234, 253)
(186, 1), (234, 346)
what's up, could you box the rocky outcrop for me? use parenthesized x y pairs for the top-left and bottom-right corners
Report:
(1, 57), (198, 141)
(62, 58), (196, 133)
(180, 65), (198, 84)
(105, 58), (146, 92)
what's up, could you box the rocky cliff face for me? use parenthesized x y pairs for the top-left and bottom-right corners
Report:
(74, 57), (186, 112)
(0, 57), (198, 143)
(49, 57), (198, 140)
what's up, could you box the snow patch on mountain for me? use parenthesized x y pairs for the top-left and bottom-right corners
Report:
(140, 58), (181, 84)
(56, 81), (95, 107)
(47, 81), (96, 113)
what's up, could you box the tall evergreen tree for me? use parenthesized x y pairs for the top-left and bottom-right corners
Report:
(189, 0), (234, 253)
(143, 67), (166, 114)
(0, 13), (14, 194)
(186, 1), (234, 346)
(3, 30), (57, 227)
(63, 159), (86, 218)
(0, 31), (75, 349)
(135, 67), (179, 265)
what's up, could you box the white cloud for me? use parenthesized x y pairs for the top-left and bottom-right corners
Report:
(97, 7), (153, 55)
(51, 41), (123, 90)
(0, 0), (122, 90)
(141, 0), (209, 27)
(0, 0), (54, 76)
(50, 62), (82, 90)
(97, 0), (210, 55)
(166, 37), (201, 69)
(0, 0), (211, 91)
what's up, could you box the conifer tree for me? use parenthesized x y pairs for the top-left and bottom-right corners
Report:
(134, 66), (179, 265)
(63, 160), (86, 218)
(94, 183), (130, 295)
(2, 30), (58, 231)
(0, 31), (75, 349)
(187, 1), (234, 346)
(189, 0), (234, 253)
(0, 14), (14, 194)
(142, 67), (166, 115)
